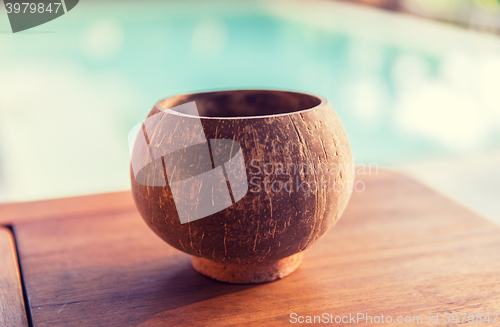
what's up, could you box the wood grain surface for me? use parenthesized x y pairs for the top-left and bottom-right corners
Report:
(0, 227), (28, 327)
(8, 170), (500, 326)
(0, 191), (135, 225)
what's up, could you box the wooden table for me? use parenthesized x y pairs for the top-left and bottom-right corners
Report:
(1, 170), (499, 326)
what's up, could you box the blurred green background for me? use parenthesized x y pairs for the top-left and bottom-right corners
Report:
(0, 0), (499, 222)
(337, 0), (500, 34)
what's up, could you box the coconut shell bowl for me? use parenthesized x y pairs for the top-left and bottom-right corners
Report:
(130, 90), (354, 284)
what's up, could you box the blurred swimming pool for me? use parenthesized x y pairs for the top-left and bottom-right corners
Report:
(1, 0), (500, 211)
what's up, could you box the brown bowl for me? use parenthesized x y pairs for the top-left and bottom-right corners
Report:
(130, 90), (354, 283)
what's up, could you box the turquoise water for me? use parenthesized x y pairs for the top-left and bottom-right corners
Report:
(1, 1), (499, 201)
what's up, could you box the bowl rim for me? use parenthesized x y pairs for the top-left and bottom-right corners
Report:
(154, 89), (328, 120)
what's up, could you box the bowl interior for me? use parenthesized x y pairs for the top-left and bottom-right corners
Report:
(158, 90), (322, 118)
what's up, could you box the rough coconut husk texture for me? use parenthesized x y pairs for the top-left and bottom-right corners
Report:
(131, 90), (354, 283)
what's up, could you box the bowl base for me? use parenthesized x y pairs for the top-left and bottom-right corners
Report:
(191, 253), (303, 284)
